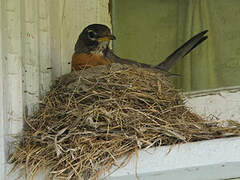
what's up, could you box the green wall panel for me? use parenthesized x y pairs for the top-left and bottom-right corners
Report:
(112, 0), (240, 91)
(112, 0), (181, 66)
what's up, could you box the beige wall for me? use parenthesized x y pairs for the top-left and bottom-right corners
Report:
(0, 0), (111, 179)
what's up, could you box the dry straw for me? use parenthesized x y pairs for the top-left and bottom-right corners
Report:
(9, 63), (240, 179)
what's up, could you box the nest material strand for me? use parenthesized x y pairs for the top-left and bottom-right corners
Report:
(9, 63), (240, 179)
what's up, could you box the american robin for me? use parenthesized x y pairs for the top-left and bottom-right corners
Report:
(72, 24), (208, 73)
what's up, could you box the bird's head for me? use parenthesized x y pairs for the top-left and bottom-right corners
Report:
(74, 24), (116, 55)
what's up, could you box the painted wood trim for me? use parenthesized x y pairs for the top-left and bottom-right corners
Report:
(0, 0), (7, 179)
(105, 137), (240, 180)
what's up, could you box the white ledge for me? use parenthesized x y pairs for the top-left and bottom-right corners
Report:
(106, 137), (240, 180)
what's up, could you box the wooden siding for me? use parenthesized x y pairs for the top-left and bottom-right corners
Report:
(0, 0), (111, 179)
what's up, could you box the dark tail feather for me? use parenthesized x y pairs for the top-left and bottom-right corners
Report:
(157, 30), (208, 71)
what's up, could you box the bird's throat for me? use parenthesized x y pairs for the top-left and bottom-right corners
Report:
(90, 41), (109, 55)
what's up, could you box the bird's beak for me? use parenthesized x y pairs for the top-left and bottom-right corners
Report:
(97, 35), (116, 42)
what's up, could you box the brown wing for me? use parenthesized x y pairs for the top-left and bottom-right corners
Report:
(106, 30), (208, 72)
(157, 30), (208, 71)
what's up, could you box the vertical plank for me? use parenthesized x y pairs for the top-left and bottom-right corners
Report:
(5, 0), (24, 133)
(38, 0), (52, 95)
(0, 0), (7, 179)
(49, 0), (62, 81)
(96, 0), (112, 24)
(2, 0), (25, 178)
(23, 0), (40, 115)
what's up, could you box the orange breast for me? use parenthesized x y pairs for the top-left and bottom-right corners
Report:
(72, 53), (111, 71)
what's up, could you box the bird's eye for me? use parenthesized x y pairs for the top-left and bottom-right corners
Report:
(88, 30), (96, 39)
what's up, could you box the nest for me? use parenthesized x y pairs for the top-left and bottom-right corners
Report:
(9, 63), (240, 179)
